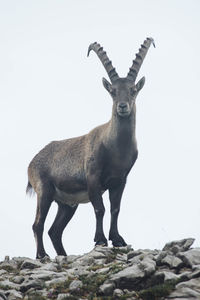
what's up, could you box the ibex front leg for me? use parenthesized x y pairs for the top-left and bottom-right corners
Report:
(109, 181), (127, 247)
(88, 179), (107, 246)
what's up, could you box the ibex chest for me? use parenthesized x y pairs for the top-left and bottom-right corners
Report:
(100, 146), (138, 189)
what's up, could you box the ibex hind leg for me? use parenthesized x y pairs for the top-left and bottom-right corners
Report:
(32, 184), (54, 259)
(48, 202), (78, 256)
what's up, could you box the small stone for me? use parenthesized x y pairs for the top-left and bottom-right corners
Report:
(99, 282), (115, 295)
(155, 270), (179, 282)
(4, 257), (9, 262)
(20, 258), (42, 270)
(113, 288), (124, 297)
(40, 256), (51, 264)
(69, 279), (83, 291)
(0, 270), (7, 276)
(11, 276), (24, 284)
(57, 293), (70, 300)
(0, 280), (20, 291)
(5, 289), (23, 299)
(166, 278), (200, 299)
(96, 267), (110, 274)
(20, 279), (44, 292)
(45, 276), (68, 288)
(161, 254), (183, 269)
(54, 256), (68, 265)
(163, 238), (195, 253)
(0, 291), (7, 300)
(178, 249), (200, 268)
(39, 262), (58, 272)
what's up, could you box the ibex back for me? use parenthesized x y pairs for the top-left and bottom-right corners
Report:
(27, 38), (155, 258)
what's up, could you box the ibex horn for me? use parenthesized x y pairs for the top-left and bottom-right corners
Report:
(127, 37), (155, 82)
(87, 42), (119, 83)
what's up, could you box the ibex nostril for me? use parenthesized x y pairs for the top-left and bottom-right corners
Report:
(118, 102), (128, 110)
(119, 103), (127, 109)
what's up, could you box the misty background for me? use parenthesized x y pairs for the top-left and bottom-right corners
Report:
(0, 0), (200, 260)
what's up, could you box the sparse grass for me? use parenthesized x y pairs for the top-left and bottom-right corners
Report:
(87, 264), (105, 272)
(138, 279), (179, 300)
(78, 274), (107, 298)
(109, 263), (124, 274)
(26, 294), (46, 300)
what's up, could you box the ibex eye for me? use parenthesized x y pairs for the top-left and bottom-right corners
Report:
(130, 88), (136, 96)
(111, 89), (116, 96)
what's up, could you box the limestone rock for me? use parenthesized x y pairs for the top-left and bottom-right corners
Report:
(0, 239), (200, 299)
(163, 238), (195, 254)
(178, 248), (200, 267)
(69, 279), (83, 291)
(167, 278), (200, 299)
(99, 282), (115, 295)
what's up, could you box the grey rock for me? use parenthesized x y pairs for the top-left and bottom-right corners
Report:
(113, 288), (124, 297)
(20, 279), (44, 292)
(0, 261), (18, 272)
(178, 248), (200, 267)
(163, 238), (195, 253)
(155, 270), (179, 282)
(0, 291), (7, 300)
(57, 293), (71, 300)
(161, 255), (183, 269)
(66, 255), (80, 264)
(96, 267), (110, 274)
(67, 266), (90, 277)
(167, 278), (200, 299)
(88, 249), (106, 259)
(54, 255), (68, 265)
(99, 282), (115, 295)
(0, 280), (20, 291)
(140, 256), (156, 276)
(10, 276), (24, 284)
(5, 289), (23, 300)
(39, 262), (58, 272)
(45, 276), (68, 288)
(155, 251), (167, 265)
(20, 258), (42, 270)
(116, 253), (127, 262)
(69, 279), (83, 291)
(0, 270), (7, 276)
(109, 264), (145, 289)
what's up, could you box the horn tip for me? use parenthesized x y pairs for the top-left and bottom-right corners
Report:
(147, 37), (156, 48)
(87, 42), (97, 57)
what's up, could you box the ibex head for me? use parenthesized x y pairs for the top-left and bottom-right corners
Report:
(88, 38), (155, 118)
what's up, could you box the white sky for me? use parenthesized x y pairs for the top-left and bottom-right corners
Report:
(0, 0), (200, 260)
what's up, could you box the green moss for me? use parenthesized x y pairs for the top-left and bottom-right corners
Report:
(77, 274), (107, 298)
(0, 265), (18, 273)
(109, 263), (124, 274)
(26, 295), (46, 300)
(138, 280), (178, 300)
(46, 277), (74, 298)
(87, 264), (105, 272)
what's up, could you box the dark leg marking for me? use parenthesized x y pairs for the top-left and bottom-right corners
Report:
(48, 202), (78, 256)
(109, 181), (127, 247)
(32, 185), (54, 259)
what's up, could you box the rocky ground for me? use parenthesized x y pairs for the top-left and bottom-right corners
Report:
(0, 238), (200, 300)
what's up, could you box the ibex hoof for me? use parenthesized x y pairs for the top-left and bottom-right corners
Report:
(95, 240), (108, 247)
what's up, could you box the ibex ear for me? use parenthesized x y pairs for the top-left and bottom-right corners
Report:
(136, 76), (145, 92)
(102, 77), (113, 94)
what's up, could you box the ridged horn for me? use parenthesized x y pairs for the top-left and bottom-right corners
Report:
(87, 42), (119, 83)
(127, 37), (155, 82)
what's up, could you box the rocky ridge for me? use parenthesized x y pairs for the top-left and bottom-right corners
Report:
(0, 238), (200, 299)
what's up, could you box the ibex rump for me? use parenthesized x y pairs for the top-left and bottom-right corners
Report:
(27, 38), (154, 258)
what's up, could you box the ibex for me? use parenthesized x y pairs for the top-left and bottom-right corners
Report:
(27, 38), (155, 258)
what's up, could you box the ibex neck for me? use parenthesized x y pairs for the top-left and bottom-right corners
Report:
(105, 113), (136, 149)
